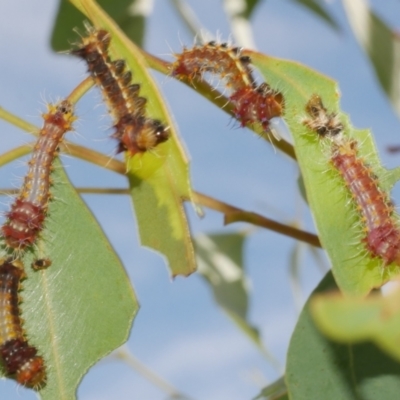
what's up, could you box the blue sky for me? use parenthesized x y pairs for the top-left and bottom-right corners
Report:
(0, 0), (400, 399)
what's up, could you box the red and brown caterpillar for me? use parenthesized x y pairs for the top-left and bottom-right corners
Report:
(171, 41), (255, 90)
(304, 94), (400, 266)
(170, 41), (284, 134)
(0, 258), (45, 388)
(71, 25), (169, 156)
(2, 100), (75, 250)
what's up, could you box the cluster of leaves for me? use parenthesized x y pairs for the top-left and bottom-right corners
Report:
(1, 0), (400, 399)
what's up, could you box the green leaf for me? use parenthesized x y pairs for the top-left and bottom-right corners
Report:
(195, 233), (277, 363)
(0, 160), (138, 399)
(69, 0), (196, 277)
(51, 0), (147, 50)
(343, 0), (400, 115)
(289, 0), (338, 30)
(286, 272), (400, 400)
(248, 51), (400, 295)
(311, 281), (400, 363)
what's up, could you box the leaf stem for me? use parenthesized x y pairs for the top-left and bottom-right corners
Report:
(66, 77), (94, 104)
(0, 107), (37, 134)
(0, 145), (33, 167)
(0, 77), (93, 137)
(193, 191), (321, 247)
(61, 142), (126, 174)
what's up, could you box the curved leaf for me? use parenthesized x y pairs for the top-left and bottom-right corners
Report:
(248, 51), (400, 295)
(0, 160), (138, 399)
(69, 0), (196, 277)
(286, 272), (400, 400)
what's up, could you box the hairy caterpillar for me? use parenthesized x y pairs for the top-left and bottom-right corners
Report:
(171, 41), (255, 90)
(0, 259), (45, 388)
(2, 100), (75, 250)
(171, 41), (284, 134)
(71, 25), (169, 155)
(304, 94), (400, 265)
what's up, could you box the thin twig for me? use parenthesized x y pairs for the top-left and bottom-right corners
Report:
(66, 77), (94, 104)
(0, 107), (37, 134)
(61, 142), (126, 174)
(0, 145), (33, 167)
(193, 191), (321, 248)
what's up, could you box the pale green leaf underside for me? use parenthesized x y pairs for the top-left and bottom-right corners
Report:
(69, 0), (196, 277)
(0, 160), (138, 399)
(249, 51), (400, 295)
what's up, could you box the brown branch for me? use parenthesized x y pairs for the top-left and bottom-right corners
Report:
(61, 142), (126, 174)
(193, 191), (321, 248)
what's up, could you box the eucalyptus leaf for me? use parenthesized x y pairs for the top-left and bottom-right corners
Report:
(69, 0), (196, 277)
(248, 51), (400, 295)
(0, 160), (138, 399)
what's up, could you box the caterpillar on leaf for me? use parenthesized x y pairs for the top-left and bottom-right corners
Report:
(0, 258), (46, 388)
(304, 94), (400, 266)
(71, 24), (169, 156)
(2, 100), (75, 251)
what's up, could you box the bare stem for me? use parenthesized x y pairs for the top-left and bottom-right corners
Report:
(61, 142), (126, 174)
(0, 77), (93, 137)
(0, 107), (37, 134)
(193, 191), (321, 248)
(67, 77), (94, 104)
(77, 187), (129, 195)
(0, 145), (33, 167)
